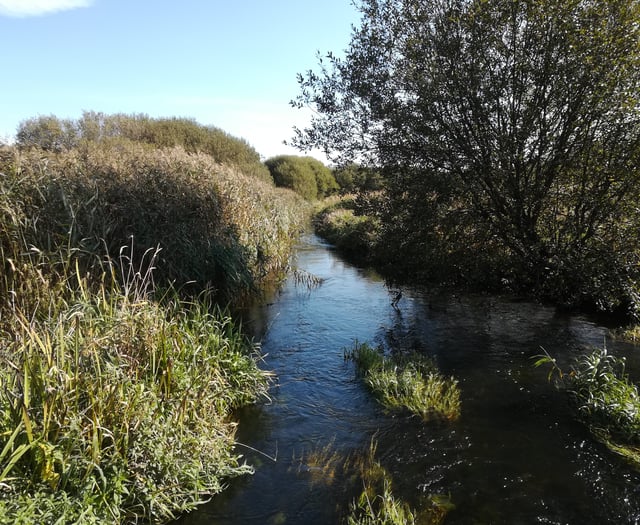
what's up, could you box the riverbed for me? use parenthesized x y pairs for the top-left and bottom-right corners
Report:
(178, 234), (640, 524)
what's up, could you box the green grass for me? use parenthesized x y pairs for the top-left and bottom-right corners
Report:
(0, 263), (271, 523)
(345, 342), (461, 421)
(570, 347), (640, 451)
(536, 346), (640, 466)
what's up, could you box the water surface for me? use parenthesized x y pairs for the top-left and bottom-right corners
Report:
(179, 234), (640, 524)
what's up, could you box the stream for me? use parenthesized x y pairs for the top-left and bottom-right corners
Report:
(178, 234), (640, 524)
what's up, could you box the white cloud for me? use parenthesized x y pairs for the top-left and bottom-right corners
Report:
(0, 0), (92, 17)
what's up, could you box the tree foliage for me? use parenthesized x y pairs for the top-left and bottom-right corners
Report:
(292, 0), (640, 314)
(17, 115), (77, 152)
(333, 163), (384, 193)
(265, 155), (338, 200)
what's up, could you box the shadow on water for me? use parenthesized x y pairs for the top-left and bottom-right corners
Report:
(177, 234), (640, 525)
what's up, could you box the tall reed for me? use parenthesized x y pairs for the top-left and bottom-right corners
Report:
(1, 141), (310, 306)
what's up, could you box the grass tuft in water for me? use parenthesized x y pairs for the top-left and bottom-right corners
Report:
(610, 324), (640, 344)
(291, 437), (344, 487)
(346, 441), (452, 525)
(536, 346), (640, 465)
(293, 268), (324, 290)
(345, 342), (461, 421)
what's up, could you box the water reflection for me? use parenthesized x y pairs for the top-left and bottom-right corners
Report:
(178, 235), (640, 525)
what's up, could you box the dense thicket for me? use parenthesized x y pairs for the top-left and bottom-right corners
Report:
(293, 0), (640, 316)
(0, 141), (308, 304)
(16, 112), (271, 181)
(265, 154), (338, 200)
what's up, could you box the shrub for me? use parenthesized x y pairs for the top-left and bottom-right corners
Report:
(333, 163), (384, 194)
(314, 194), (383, 265)
(16, 112), (272, 182)
(265, 155), (338, 200)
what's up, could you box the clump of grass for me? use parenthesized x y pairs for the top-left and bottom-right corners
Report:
(610, 324), (640, 344)
(571, 347), (640, 448)
(0, 259), (271, 523)
(345, 342), (461, 421)
(291, 437), (344, 487)
(293, 268), (324, 290)
(536, 346), (640, 465)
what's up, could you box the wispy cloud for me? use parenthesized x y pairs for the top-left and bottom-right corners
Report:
(0, 0), (93, 17)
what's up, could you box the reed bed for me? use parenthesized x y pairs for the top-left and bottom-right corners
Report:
(0, 138), (308, 522)
(345, 342), (461, 422)
(0, 141), (310, 305)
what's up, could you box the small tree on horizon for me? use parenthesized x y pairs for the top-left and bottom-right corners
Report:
(265, 155), (338, 200)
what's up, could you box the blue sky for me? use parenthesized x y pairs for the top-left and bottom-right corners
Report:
(0, 0), (358, 160)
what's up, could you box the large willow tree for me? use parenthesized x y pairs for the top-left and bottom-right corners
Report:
(292, 0), (640, 313)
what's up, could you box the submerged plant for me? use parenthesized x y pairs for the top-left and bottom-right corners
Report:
(345, 342), (461, 421)
(293, 268), (324, 290)
(291, 437), (346, 488)
(292, 439), (452, 525)
(345, 441), (452, 525)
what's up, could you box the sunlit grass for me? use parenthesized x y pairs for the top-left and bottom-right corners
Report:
(0, 260), (271, 523)
(345, 342), (461, 421)
(570, 347), (640, 458)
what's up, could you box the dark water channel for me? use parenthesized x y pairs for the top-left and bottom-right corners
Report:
(179, 234), (640, 524)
